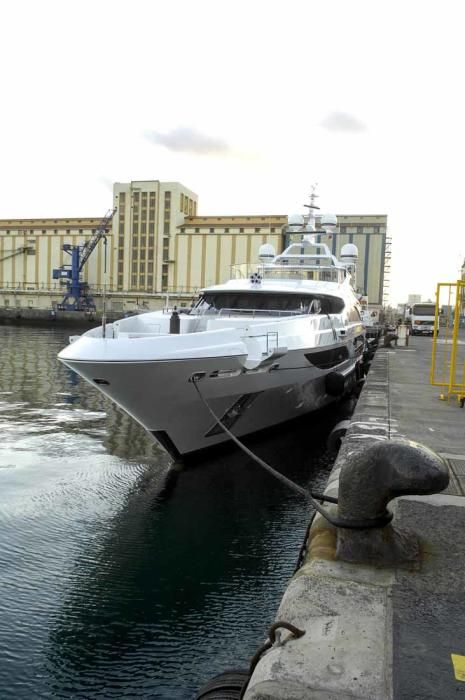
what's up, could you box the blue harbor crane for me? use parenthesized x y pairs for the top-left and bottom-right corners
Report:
(52, 208), (116, 312)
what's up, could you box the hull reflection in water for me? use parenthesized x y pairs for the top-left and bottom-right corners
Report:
(44, 417), (335, 699)
(0, 326), (336, 700)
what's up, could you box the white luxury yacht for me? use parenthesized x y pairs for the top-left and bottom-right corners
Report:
(58, 194), (365, 459)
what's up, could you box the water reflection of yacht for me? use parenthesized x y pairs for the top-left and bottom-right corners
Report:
(58, 193), (365, 460)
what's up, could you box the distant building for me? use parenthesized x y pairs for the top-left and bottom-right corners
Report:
(112, 181), (198, 294)
(408, 294), (422, 304)
(0, 180), (389, 311)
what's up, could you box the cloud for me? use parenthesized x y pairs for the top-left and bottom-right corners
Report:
(145, 127), (231, 156)
(320, 111), (367, 133)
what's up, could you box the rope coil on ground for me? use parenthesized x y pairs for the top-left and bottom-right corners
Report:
(239, 621), (306, 699)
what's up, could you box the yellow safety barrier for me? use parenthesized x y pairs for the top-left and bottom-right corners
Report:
(430, 281), (465, 405)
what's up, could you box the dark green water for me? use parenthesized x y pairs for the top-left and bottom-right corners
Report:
(0, 325), (336, 699)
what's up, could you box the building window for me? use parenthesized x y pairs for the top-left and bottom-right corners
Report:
(255, 228), (260, 233)
(139, 262), (145, 273)
(148, 236), (154, 246)
(147, 275), (153, 286)
(210, 228), (214, 233)
(148, 262), (154, 273)
(132, 262), (137, 273)
(118, 262), (124, 273)
(195, 228), (199, 233)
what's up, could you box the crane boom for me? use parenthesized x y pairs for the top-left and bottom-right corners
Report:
(0, 246), (33, 263)
(79, 207), (116, 272)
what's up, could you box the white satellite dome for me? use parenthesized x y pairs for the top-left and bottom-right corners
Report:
(258, 243), (276, 262)
(340, 243), (359, 260)
(320, 212), (338, 228)
(287, 214), (304, 227)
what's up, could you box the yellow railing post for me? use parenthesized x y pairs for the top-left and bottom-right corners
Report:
(448, 281), (462, 396)
(430, 283), (441, 385)
(431, 280), (465, 402)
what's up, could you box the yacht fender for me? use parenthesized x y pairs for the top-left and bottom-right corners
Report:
(325, 363), (357, 397)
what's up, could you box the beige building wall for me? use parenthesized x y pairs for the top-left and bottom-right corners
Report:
(176, 214), (388, 304)
(112, 180), (198, 294)
(0, 193), (388, 310)
(175, 216), (286, 292)
(0, 217), (107, 308)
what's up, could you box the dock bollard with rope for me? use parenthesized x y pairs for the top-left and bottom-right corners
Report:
(191, 375), (450, 699)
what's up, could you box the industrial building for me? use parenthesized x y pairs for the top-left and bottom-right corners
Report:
(0, 180), (389, 315)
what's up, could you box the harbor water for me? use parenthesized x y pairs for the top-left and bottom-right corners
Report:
(0, 325), (337, 699)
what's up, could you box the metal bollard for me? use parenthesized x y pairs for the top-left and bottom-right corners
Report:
(170, 307), (180, 334)
(397, 324), (408, 347)
(336, 440), (449, 566)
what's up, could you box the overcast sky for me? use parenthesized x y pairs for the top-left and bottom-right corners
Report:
(1, 0), (464, 305)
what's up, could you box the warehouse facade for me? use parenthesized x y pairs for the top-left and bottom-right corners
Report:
(0, 180), (389, 312)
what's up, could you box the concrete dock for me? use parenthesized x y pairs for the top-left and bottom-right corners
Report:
(245, 336), (465, 699)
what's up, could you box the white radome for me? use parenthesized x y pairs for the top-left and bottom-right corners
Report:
(340, 243), (359, 260)
(287, 214), (304, 227)
(321, 212), (338, 228)
(258, 244), (276, 262)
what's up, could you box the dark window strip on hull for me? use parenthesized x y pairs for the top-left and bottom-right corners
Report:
(305, 346), (350, 370)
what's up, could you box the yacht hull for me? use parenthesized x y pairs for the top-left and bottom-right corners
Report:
(61, 346), (358, 459)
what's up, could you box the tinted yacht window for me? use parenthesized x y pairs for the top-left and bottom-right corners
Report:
(200, 292), (344, 314)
